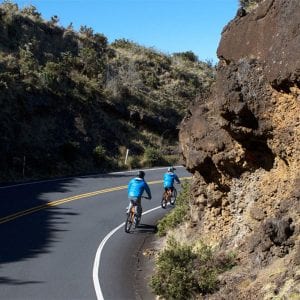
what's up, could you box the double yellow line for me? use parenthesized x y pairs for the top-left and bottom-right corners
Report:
(0, 177), (191, 225)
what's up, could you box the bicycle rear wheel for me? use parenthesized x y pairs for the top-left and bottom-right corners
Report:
(125, 210), (134, 233)
(161, 192), (167, 209)
(170, 188), (177, 205)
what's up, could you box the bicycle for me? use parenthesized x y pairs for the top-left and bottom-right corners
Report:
(161, 187), (177, 209)
(125, 196), (149, 233)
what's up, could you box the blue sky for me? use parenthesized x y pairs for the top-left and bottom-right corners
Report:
(11, 0), (238, 63)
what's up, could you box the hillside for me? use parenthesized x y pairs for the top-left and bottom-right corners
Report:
(0, 1), (215, 183)
(151, 0), (300, 299)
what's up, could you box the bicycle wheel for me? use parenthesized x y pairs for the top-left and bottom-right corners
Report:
(170, 188), (177, 205)
(134, 213), (140, 228)
(161, 192), (167, 209)
(125, 210), (134, 233)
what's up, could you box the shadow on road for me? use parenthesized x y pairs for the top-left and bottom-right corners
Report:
(0, 172), (129, 285)
(0, 179), (77, 285)
(136, 224), (158, 234)
(0, 276), (43, 285)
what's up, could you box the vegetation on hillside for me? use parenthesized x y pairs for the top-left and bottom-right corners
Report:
(151, 237), (235, 299)
(0, 1), (215, 182)
(157, 181), (191, 236)
(239, 0), (262, 11)
(153, 181), (236, 299)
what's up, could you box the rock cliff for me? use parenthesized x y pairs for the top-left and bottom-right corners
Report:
(179, 0), (300, 298)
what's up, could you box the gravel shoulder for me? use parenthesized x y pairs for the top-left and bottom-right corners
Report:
(133, 230), (164, 300)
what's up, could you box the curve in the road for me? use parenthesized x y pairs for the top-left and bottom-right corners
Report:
(93, 205), (161, 300)
(0, 167), (192, 299)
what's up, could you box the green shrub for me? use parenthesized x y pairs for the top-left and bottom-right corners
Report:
(173, 51), (198, 62)
(93, 145), (118, 170)
(19, 45), (38, 76)
(151, 238), (236, 299)
(1, 0), (18, 14)
(93, 145), (106, 164)
(143, 71), (159, 88)
(126, 155), (141, 169)
(163, 154), (180, 166)
(150, 237), (197, 300)
(143, 146), (164, 167)
(157, 181), (190, 236)
(111, 38), (133, 49)
(239, 0), (262, 11)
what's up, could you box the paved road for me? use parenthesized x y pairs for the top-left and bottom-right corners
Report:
(0, 167), (191, 300)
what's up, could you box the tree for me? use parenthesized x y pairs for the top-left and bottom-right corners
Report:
(79, 25), (94, 38)
(21, 5), (42, 20)
(19, 43), (38, 76)
(1, 0), (18, 14)
(50, 15), (59, 26)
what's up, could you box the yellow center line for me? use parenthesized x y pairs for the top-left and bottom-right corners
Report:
(0, 177), (192, 225)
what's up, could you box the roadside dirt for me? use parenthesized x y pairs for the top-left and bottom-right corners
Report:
(133, 233), (161, 300)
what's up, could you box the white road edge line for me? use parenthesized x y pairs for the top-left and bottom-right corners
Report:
(93, 205), (161, 300)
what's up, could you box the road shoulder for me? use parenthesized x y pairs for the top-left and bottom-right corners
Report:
(134, 233), (164, 300)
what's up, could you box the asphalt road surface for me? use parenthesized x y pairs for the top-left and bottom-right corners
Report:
(0, 166), (191, 300)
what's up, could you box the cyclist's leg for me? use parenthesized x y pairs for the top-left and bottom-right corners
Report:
(161, 188), (167, 208)
(136, 197), (142, 218)
(170, 186), (175, 197)
(126, 200), (131, 214)
(164, 187), (170, 197)
(127, 197), (138, 213)
(126, 198), (133, 214)
(167, 187), (172, 200)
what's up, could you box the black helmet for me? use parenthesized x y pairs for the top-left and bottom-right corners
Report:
(168, 166), (176, 172)
(137, 170), (145, 179)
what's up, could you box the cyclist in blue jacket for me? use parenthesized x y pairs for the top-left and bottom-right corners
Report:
(163, 166), (180, 192)
(127, 170), (152, 222)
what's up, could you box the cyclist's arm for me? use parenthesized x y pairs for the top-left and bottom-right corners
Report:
(128, 180), (133, 194)
(175, 174), (181, 184)
(144, 182), (152, 199)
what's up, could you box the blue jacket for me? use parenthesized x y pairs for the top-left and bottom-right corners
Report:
(163, 172), (180, 188)
(128, 177), (151, 198)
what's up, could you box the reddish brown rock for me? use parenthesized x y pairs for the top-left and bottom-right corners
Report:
(218, 0), (300, 87)
(178, 0), (300, 298)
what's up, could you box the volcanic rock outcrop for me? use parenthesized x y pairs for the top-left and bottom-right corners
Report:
(179, 0), (300, 298)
